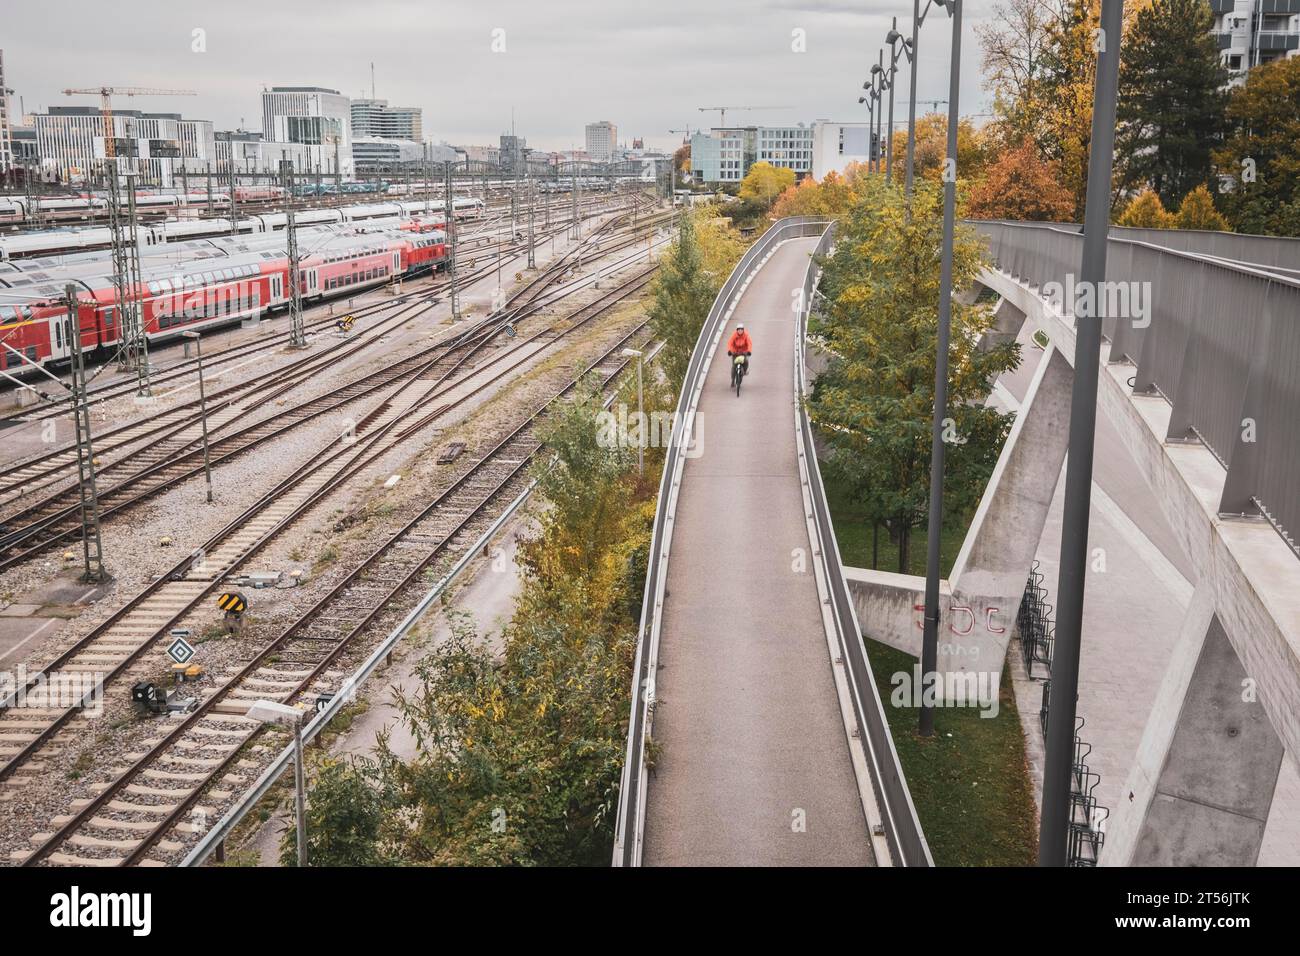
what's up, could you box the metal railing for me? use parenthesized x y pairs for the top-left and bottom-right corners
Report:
(611, 216), (837, 867)
(974, 220), (1300, 556)
(793, 224), (933, 867)
(969, 218), (1300, 272)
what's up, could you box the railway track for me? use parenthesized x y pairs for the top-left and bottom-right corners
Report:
(0, 194), (650, 422)
(0, 207), (670, 563)
(12, 314), (657, 867)
(0, 261), (659, 801)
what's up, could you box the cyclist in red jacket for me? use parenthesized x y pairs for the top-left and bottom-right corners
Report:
(726, 323), (753, 380)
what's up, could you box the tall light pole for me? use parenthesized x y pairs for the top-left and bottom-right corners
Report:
(918, 0), (961, 739)
(886, 19), (904, 184)
(904, 0), (946, 201)
(1039, 0), (1125, 867)
(872, 53), (885, 175)
(182, 331), (213, 504)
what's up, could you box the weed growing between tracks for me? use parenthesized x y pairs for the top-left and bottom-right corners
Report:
(283, 378), (671, 866)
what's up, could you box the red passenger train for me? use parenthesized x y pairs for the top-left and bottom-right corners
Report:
(0, 227), (447, 377)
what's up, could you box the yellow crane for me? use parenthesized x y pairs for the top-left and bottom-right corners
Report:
(61, 86), (196, 158)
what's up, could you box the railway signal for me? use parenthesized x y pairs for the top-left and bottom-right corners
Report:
(217, 591), (248, 614)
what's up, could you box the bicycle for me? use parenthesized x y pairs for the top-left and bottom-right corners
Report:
(729, 351), (750, 396)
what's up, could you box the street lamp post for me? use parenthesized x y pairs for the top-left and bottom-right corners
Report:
(1038, 0), (1125, 866)
(918, 0), (962, 739)
(622, 347), (645, 479)
(872, 54), (886, 175)
(181, 331), (213, 504)
(886, 19), (904, 184)
(246, 700), (309, 866)
(904, 0), (946, 200)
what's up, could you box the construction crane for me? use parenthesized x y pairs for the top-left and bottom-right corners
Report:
(668, 127), (694, 144)
(61, 86), (196, 158)
(697, 106), (790, 127)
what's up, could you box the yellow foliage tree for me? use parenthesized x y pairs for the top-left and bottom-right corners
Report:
(1117, 188), (1176, 228)
(738, 161), (796, 209)
(771, 168), (859, 219)
(1174, 184), (1230, 231)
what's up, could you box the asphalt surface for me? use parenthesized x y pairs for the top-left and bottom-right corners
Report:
(642, 238), (874, 867)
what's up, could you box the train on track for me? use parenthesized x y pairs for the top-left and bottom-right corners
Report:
(0, 197), (485, 260)
(0, 192), (240, 228)
(0, 220), (449, 376)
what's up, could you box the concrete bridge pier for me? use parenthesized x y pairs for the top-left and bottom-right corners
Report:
(1103, 591), (1287, 866)
(843, 316), (1073, 699)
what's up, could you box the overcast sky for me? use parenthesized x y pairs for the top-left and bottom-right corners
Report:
(4, 0), (999, 152)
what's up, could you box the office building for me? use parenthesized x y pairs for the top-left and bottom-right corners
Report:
(260, 86), (353, 176)
(351, 99), (423, 141)
(585, 120), (618, 163)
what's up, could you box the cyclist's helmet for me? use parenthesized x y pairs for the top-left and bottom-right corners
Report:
(736, 323), (745, 330)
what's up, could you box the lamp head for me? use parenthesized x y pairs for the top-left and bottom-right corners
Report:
(871, 63), (883, 76)
(887, 28), (901, 44)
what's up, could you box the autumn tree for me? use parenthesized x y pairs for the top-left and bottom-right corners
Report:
(294, 387), (660, 867)
(810, 179), (1018, 572)
(889, 113), (992, 185)
(1174, 184), (1230, 231)
(648, 212), (723, 394)
(967, 141), (1075, 221)
(737, 161), (796, 209)
(1116, 187), (1176, 227)
(1035, 0), (1102, 218)
(1116, 0), (1228, 208)
(978, 0), (1059, 148)
(772, 168), (858, 218)
(1212, 56), (1300, 236)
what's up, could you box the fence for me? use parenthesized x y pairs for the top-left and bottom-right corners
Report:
(971, 218), (1300, 272)
(1016, 570), (1108, 866)
(974, 220), (1300, 558)
(793, 223), (933, 867)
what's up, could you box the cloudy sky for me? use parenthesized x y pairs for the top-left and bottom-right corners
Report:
(4, 0), (1000, 152)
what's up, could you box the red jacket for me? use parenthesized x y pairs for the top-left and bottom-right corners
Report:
(728, 328), (753, 354)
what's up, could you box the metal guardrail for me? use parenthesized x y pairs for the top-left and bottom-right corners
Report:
(969, 218), (1300, 272)
(611, 216), (834, 867)
(793, 223), (933, 867)
(182, 476), (538, 866)
(974, 220), (1300, 556)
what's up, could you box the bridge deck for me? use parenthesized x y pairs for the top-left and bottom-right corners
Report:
(642, 237), (873, 866)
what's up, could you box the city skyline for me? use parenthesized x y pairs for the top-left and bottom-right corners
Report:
(2, 0), (998, 152)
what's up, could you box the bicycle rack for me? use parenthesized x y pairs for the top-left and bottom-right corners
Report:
(1017, 572), (1109, 865)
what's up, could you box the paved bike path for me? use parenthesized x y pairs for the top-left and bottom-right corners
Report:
(641, 237), (874, 866)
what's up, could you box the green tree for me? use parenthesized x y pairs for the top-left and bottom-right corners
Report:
(648, 213), (719, 394)
(280, 758), (392, 866)
(1116, 0), (1228, 208)
(810, 179), (1018, 571)
(1212, 56), (1300, 236)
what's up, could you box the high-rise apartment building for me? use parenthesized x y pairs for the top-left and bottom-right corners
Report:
(585, 120), (618, 163)
(1213, 0), (1299, 83)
